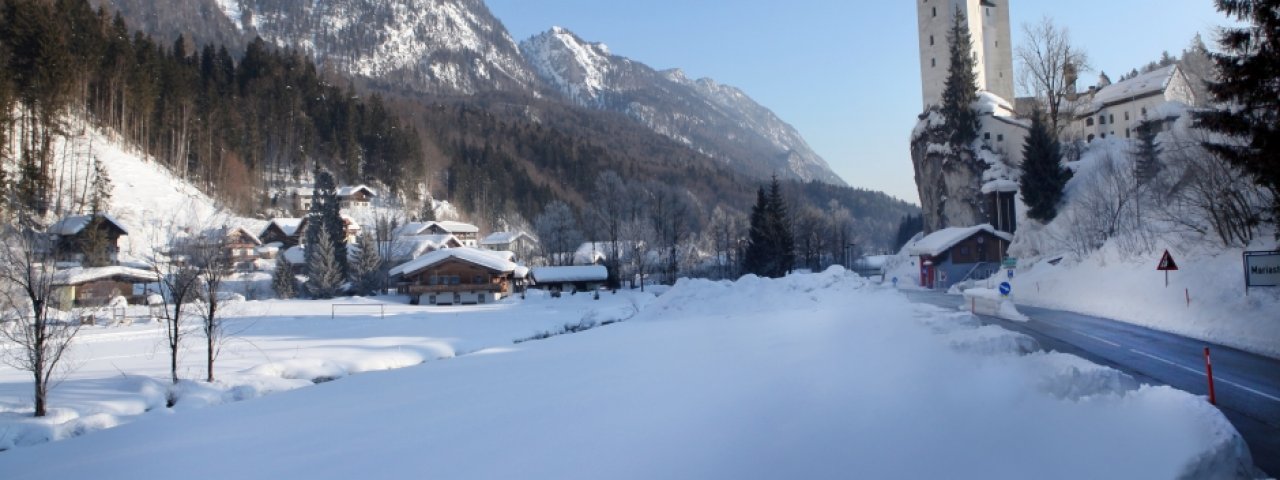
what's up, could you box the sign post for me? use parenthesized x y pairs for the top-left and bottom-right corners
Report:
(1157, 250), (1179, 287)
(1243, 250), (1280, 296)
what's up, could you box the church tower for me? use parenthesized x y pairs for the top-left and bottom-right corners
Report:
(916, 0), (1014, 110)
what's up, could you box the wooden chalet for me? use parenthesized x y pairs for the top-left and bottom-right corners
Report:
(52, 266), (160, 308)
(337, 185), (377, 209)
(260, 218), (304, 248)
(49, 214), (128, 265)
(389, 247), (516, 306)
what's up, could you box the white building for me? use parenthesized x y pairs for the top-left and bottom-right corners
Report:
(916, 0), (1014, 110)
(1069, 65), (1197, 143)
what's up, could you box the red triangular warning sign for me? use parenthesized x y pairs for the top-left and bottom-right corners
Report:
(1157, 250), (1179, 271)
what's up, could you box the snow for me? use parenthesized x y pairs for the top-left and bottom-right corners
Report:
(266, 218), (302, 237)
(908, 224), (1013, 257)
(530, 265), (608, 284)
(0, 269), (1254, 477)
(335, 185), (377, 198)
(387, 234), (459, 261)
(50, 266), (159, 286)
(480, 231), (530, 246)
(389, 246), (517, 277)
(1084, 65), (1178, 114)
(432, 220), (479, 234)
(48, 213), (128, 236)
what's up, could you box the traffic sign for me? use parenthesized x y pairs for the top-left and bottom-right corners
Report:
(1157, 250), (1179, 271)
(1002, 257), (1017, 269)
(1007, 269), (1014, 280)
(999, 282), (1012, 296)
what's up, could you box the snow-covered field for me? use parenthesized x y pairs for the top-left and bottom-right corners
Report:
(0, 269), (1255, 478)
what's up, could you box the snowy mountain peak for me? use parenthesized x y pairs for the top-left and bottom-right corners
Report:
(521, 27), (615, 105)
(522, 30), (846, 185)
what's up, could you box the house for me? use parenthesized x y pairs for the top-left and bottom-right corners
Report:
(52, 266), (160, 308)
(1069, 65), (1197, 143)
(530, 266), (608, 296)
(389, 247), (517, 306)
(392, 221), (480, 247)
(220, 226), (263, 271)
(49, 213), (129, 265)
(907, 224), (1012, 290)
(387, 234), (463, 263)
(337, 185), (377, 209)
(260, 218), (304, 248)
(295, 214), (362, 244)
(480, 231), (538, 261)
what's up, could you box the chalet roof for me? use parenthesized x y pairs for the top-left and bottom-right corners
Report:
(388, 234), (461, 260)
(336, 185), (377, 198)
(431, 221), (479, 234)
(530, 266), (608, 284)
(265, 218), (304, 237)
(223, 226), (263, 246)
(393, 222), (433, 238)
(481, 231), (535, 246)
(52, 266), (159, 286)
(1081, 65), (1180, 115)
(389, 247), (517, 277)
(49, 213), (128, 236)
(907, 225), (1013, 257)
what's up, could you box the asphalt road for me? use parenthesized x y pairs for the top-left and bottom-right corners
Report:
(903, 290), (1280, 478)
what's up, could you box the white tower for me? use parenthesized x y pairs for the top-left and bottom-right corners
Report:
(917, 0), (1015, 110)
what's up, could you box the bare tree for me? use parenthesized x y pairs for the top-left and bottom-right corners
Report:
(186, 228), (234, 383)
(621, 218), (655, 291)
(591, 171), (630, 289)
(0, 228), (81, 417)
(534, 200), (583, 267)
(706, 207), (746, 280)
(1155, 130), (1270, 247)
(1017, 17), (1090, 132)
(151, 238), (203, 389)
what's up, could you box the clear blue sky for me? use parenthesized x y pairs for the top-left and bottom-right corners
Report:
(485, 0), (1226, 205)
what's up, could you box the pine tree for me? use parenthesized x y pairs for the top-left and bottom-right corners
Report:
(419, 197), (437, 222)
(1019, 111), (1072, 222)
(272, 255), (296, 299)
(1195, 0), (1280, 221)
(1132, 120), (1161, 187)
(306, 170), (348, 278)
(941, 6), (981, 148)
(305, 225), (344, 299)
(350, 232), (382, 296)
(79, 216), (112, 267)
(90, 157), (112, 214)
(742, 176), (795, 278)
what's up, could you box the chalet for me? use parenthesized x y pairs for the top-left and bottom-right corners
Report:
(481, 231), (538, 261)
(219, 226), (263, 271)
(52, 266), (160, 308)
(530, 266), (608, 296)
(386, 234), (463, 263)
(49, 213), (129, 266)
(295, 215), (362, 244)
(389, 247), (517, 306)
(260, 218), (304, 248)
(290, 185), (378, 213)
(907, 225), (1012, 290)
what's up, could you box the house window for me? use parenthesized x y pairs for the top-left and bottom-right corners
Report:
(997, 134), (1004, 142)
(1141, 107), (1147, 116)
(1099, 115), (1106, 125)
(473, 275), (483, 284)
(1125, 111), (1130, 121)
(1110, 114), (1115, 124)
(1087, 134), (1095, 142)
(1126, 129), (1131, 138)
(984, 132), (991, 140)
(1101, 133), (1107, 139)
(1086, 118), (1094, 126)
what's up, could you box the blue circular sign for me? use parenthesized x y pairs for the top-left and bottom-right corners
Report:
(999, 282), (1012, 296)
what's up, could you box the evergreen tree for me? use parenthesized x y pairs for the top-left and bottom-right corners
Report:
(350, 231), (382, 296)
(743, 176), (795, 278)
(419, 197), (437, 222)
(941, 6), (981, 148)
(1132, 120), (1162, 187)
(894, 214), (924, 250)
(79, 216), (112, 267)
(306, 170), (348, 278)
(89, 157), (112, 214)
(1019, 111), (1072, 222)
(272, 255), (296, 299)
(1195, 0), (1280, 220)
(305, 225), (344, 299)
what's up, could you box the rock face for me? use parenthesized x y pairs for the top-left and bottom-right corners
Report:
(911, 109), (989, 234)
(521, 27), (846, 186)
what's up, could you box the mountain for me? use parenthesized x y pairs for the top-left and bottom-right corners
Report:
(520, 27), (846, 186)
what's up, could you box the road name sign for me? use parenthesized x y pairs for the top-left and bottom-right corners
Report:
(1244, 251), (1280, 293)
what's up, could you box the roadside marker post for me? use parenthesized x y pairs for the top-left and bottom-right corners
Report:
(1204, 347), (1217, 406)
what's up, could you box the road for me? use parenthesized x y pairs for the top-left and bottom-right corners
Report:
(903, 290), (1280, 477)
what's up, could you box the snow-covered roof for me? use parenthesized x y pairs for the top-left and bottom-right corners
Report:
(49, 213), (129, 236)
(1083, 65), (1179, 114)
(224, 226), (263, 245)
(393, 222), (433, 238)
(513, 265), (530, 279)
(266, 218), (304, 237)
(481, 231), (534, 246)
(973, 91), (1016, 117)
(52, 266), (159, 286)
(389, 234), (461, 260)
(907, 225), (1013, 257)
(336, 185), (377, 198)
(530, 266), (609, 284)
(389, 247), (517, 277)
(431, 221), (479, 234)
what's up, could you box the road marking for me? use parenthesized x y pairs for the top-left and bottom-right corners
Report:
(1130, 349), (1280, 403)
(1077, 332), (1121, 347)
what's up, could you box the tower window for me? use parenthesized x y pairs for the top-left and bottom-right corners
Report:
(1086, 118), (1094, 127)
(1110, 114), (1115, 123)
(932, 7), (937, 17)
(930, 35), (934, 46)
(1125, 111), (1130, 121)
(1099, 115), (1106, 125)
(931, 58), (936, 68)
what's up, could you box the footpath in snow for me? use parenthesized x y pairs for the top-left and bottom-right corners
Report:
(0, 268), (1256, 478)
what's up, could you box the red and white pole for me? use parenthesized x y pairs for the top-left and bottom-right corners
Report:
(1204, 347), (1217, 405)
